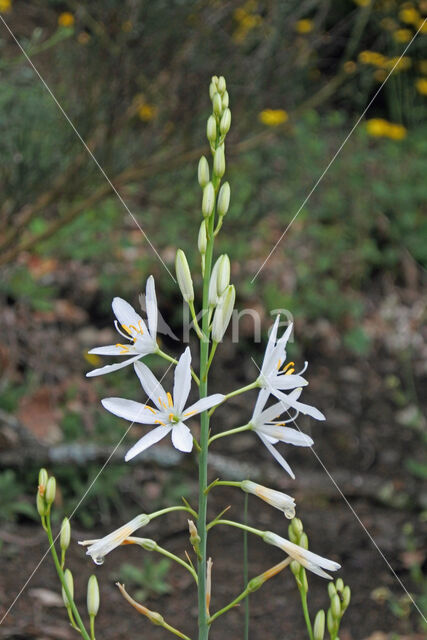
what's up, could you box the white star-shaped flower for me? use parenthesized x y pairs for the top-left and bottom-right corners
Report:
(86, 276), (159, 377)
(249, 391), (315, 479)
(102, 347), (224, 460)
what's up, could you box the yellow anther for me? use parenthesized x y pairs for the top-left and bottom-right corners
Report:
(116, 343), (130, 354)
(282, 361), (295, 375)
(158, 396), (167, 409)
(138, 320), (145, 334)
(277, 359), (282, 370)
(183, 410), (197, 418)
(154, 419), (166, 426)
(167, 392), (173, 408)
(121, 324), (132, 336)
(144, 405), (156, 414)
(169, 413), (175, 422)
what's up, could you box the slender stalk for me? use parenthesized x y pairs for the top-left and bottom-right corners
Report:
(130, 538), (198, 583)
(243, 492), (249, 640)
(90, 615), (96, 640)
(207, 381), (258, 416)
(46, 514), (91, 640)
(158, 349), (200, 386)
(208, 424), (250, 445)
(209, 587), (250, 624)
(300, 587), (314, 640)
(149, 505), (198, 521)
(206, 519), (263, 537)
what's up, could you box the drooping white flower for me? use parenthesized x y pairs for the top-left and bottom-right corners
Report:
(79, 514), (150, 565)
(241, 480), (296, 519)
(102, 347), (224, 460)
(263, 531), (341, 579)
(249, 391), (314, 479)
(86, 276), (159, 377)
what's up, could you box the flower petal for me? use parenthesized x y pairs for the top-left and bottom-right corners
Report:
(101, 397), (158, 424)
(258, 424), (313, 446)
(261, 315), (280, 373)
(145, 276), (158, 339)
(171, 421), (193, 452)
(257, 400), (286, 425)
(273, 388), (325, 420)
(88, 344), (137, 356)
(112, 297), (146, 333)
(183, 393), (225, 417)
(86, 354), (142, 377)
(257, 433), (295, 479)
(173, 347), (192, 414)
(269, 374), (308, 390)
(252, 389), (270, 422)
(125, 425), (172, 461)
(133, 361), (167, 410)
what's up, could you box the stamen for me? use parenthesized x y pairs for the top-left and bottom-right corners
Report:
(282, 361), (295, 375)
(276, 359), (282, 371)
(167, 392), (173, 408)
(144, 405), (156, 414)
(121, 324), (133, 336)
(158, 397), (168, 410)
(115, 320), (132, 341)
(296, 361), (308, 376)
(169, 413), (175, 422)
(154, 419), (166, 426)
(138, 320), (145, 335)
(183, 410), (197, 418)
(116, 343), (130, 354)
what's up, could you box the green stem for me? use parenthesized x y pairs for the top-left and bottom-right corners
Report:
(298, 574), (314, 640)
(243, 493), (249, 640)
(189, 300), (206, 342)
(46, 514), (91, 640)
(131, 538), (198, 583)
(149, 505), (198, 521)
(205, 480), (242, 494)
(208, 424), (250, 445)
(205, 341), (218, 378)
(209, 587), (250, 624)
(207, 381), (258, 416)
(206, 519), (264, 537)
(158, 349), (200, 386)
(162, 621), (193, 640)
(90, 615), (96, 640)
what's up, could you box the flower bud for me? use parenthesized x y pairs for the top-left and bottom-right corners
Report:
(207, 115), (217, 143)
(175, 250), (194, 303)
(331, 593), (341, 619)
(202, 182), (215, 217)
(38, 468), (48, 495)
(217, 254), (230, 296)
(212, 285), (235, 343)
(60, 517), (71, 552)
(327, 608), (335, 634)
(222, 91), (229, 109)
(291, 517), (303, 539)
(198, 221), (207, 255)
(208, 257), (221, 306)
(335, 577), (344, 592)
(213, 144), (225, 178)
(290, 560), (300, 576)
(212, 92), (222, 116)
(36, 491), (47, 517)
(313, 610), (325, 640)
(299, 532), (309, 550)
(62, 569), (74, 608)
(328, 581), (337, 599)
(211, 75), (219, 86)
(140, 538), (157, 551)
(198, 156), (210, 187)
(342, 585), (351, 609)
(217, 182), (230, 217)
(188, 520), (201, 557)
(247, 576), (263, 593)
(87, 575), (100, 617)
(217, 76), (226, 94)
(45, 477), (56, 505)
(209, 82), (217, 100)
(220, 108), (231, 135)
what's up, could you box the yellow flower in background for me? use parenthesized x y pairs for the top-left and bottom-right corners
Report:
(386, 56), (411, 71)
(415, 77), (427, 95)
(138, 104), (157, 122)
(359, 50), (386, 67)
(295, 19), (314, 34)
(366, 119), (407, 140)
(416, 19), (427, 34)
(399, 7), (420, 24)
(419, 60), (427, 74)
(58, 12), (74, 28)
(393, 28), (412, 43)
(353, 0), (371, 6)
(259, 109), (288, 126)
(233, 4), (262, 43)
(122, 20), (133, 32)
(0, 0), (11, 13)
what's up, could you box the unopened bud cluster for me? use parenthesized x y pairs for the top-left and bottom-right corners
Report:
(326, 578), (351, 637)
(36, 468), (55, 519)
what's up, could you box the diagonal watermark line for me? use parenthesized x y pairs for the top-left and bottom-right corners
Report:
(251, 18), (427, 283)
(250, 355), (426, 623)
(0, 362), (174, 626)
(0, 15), (176, 283)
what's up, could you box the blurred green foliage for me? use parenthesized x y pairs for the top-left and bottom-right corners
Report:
(116, 558), (172, 601)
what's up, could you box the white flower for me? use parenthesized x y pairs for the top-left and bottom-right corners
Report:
(79, 514), (150, 564)
(249, 392), (314, 479)
(86, 276), (159, 377)
(102, 347), (224, 460)
(241, 480), (296, 518)
(263, 531), (341, 579)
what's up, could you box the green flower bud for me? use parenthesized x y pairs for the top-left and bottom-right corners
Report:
(150, 612), (165, 626)
(208, 257), (221, 306)
(342, 585), (351, 609)
(87, 575), (100, 617)
(247, 576), (263, 593)
(222, 91), (229, 109)
(198, 220), (207, 255)
(212, 284), (235, 343)
(202, 182), (215, 217)
(36, 491), (48, 517)
(291, 517), (303, 538)
(60, 517), (71, 552)
(299, 532), (309, 550)
(331, 593), (341, 619)
(313, 610), (325, 640)
(198, 156), (210, 187)
(38, 468), (48, 494)
(211, 75), (219, 86)
(212, 92), (222, 116)
(217, 182), (230, 217)
(220, 108), (231, 135)
(335, 577), (344, 592)
(45, 477), (56, 505)
(217, 76), (226, 94)
(213, 144), (225, 178)
(62, 569), (74, 608)
(301, 568), (308, 591)
(290, 560), (300, 576)
(327, 608), (335, 635)
(209, 81), (217, 100)
(217, 254), (230, 296)
(288, 523), (298, 543)
(207, 115), (217, 143)
(328, 582), (337, 599)
(140, 538), (157, 551)
(175, 249), (194, 303)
